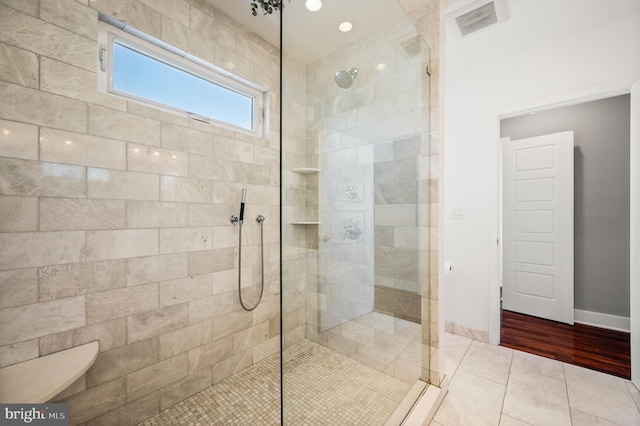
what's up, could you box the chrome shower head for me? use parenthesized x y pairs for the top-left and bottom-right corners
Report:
(335, 67), (359, 89)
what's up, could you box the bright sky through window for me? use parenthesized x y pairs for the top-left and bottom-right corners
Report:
(112, 42), (254, 131)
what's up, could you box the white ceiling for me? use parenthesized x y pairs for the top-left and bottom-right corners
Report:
(204, 0), (429, 64)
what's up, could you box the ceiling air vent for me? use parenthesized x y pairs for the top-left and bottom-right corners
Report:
(447, 0), (507, 38)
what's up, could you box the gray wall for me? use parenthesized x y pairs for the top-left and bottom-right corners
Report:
(501, 95), (631, 318)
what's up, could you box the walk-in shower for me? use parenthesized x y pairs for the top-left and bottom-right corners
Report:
(0, 0), (437, 424)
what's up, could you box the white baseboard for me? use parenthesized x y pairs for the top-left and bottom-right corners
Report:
(574, 309), (630, 333)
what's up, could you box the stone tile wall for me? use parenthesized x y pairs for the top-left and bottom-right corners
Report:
(0, 1), (282, 424)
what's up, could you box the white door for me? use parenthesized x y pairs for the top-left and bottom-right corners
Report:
(502, 131), (574, 324)
(631, 79), (639, 388)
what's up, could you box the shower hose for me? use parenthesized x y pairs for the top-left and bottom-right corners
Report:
(237, 214), (265, 311)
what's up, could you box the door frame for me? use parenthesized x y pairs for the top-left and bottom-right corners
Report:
(488, 82), (637, 348)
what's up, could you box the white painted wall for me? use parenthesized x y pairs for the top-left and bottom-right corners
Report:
(443, 0), (640, 342)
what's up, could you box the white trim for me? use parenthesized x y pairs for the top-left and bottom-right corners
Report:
(574, 309), (630, 333)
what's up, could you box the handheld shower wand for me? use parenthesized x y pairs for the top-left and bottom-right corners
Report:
(239, 188), (246, 224)
(229, 188), (266, 312)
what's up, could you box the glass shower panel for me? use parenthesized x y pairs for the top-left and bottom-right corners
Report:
(281, 2), (431, 424)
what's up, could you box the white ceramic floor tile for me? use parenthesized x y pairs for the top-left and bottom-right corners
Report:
(444, 331), (473, 353)
(458, 340), (513, 385)
(510, 351), (564, 381)
(564, 363), (640, 426)
(570, 408), (621, 426)
(433, 369), (506, 426)
(499, 414), (532, 425)
(626, 380), (640, 411)
(502, 367), (571, 426)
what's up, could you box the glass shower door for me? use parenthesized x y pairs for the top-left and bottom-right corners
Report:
(281, 1), (431, 423)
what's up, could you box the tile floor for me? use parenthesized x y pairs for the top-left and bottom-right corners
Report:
(432, 332), (640, 426)
(139, 339), (411, 425)
(325, 311), (422, 384)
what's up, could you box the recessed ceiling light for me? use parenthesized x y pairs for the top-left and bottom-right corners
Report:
(376, 63), (387, 71)
(305, 0), (323, 12)
(339, 21), (353, 32)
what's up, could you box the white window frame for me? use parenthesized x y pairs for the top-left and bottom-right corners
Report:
(97, 14), (268, 137)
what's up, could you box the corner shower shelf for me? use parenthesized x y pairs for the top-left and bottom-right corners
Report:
(0, 341), (99, 403)
(291, 221), (321, 225)
(291, 167), (321, 174)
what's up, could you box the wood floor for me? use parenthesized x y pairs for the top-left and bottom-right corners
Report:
(500, 310), (631, 379)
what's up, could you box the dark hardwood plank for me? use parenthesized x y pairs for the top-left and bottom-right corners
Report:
(500, 310), (631, 379)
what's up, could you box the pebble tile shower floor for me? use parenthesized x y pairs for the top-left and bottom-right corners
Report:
(138, 339), (411, 425)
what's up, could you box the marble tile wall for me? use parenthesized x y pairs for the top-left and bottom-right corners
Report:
(0, 1), (281, 424)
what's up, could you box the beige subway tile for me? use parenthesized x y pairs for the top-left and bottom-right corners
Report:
(86, 283), (158, 324)
(61, 379), (126, 425)
(38, 259), (126, 301)
(211, 269), (237, 295)
(160, 368), (211, 411)
(0, 0), (38, 16)
(138, 0), (190, 27)
(0, 195), (37, 232)
(0, 339), (38, 368)
(0, 268), (37, 309)
(187, 6), (218, 42)
(86, 338), (159, 387)
(188, 203), (234, 227)
(0, 5), (95, 72)
(127, 143), (188, 177)
(159, 227), (212, 254)
(127, 201), (188, 229)
(0, 80), (88, 133)
(39, 0), (98, 41)
(161, 122), (213, 156)
(87, 168), (159, 201)
(233, 321), (269, 354)
(126, 353), (187, 402)
(187, 335), (233, 374)
(159, 274), (212, 307)
(0, 43), (38, 88)
(0, 158), (86, 198)
(40, 198), (126, 231)
(40, 127), (126, 170)
(39, 317), (127, 355)
(0, 296), (85, 346)
(126, 253), (187, 286)
(212, 349), (251, 384)
(89, 0), (162, 39)
(88, 104), (161, 146)
(210, 310), (253, 341)
(52, 376), (86, 400)
(86, 392), (159, 426)
(213, 137), (254, 164)
(158, 320), (212, 359)
(160, 176), (213, 203)
(127, 304), (189, 343)
(0, 119), (38, 160)
(188, 291), (237, 324)
(188, 155), (234, 181)
(41, 57), (126, 110)
(253, 335), (279, 363)
(0, 231), (85, 271)
(160, 16), (213, 65)
(187, 248), (234, 276)
(86, 229), (158, 262)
